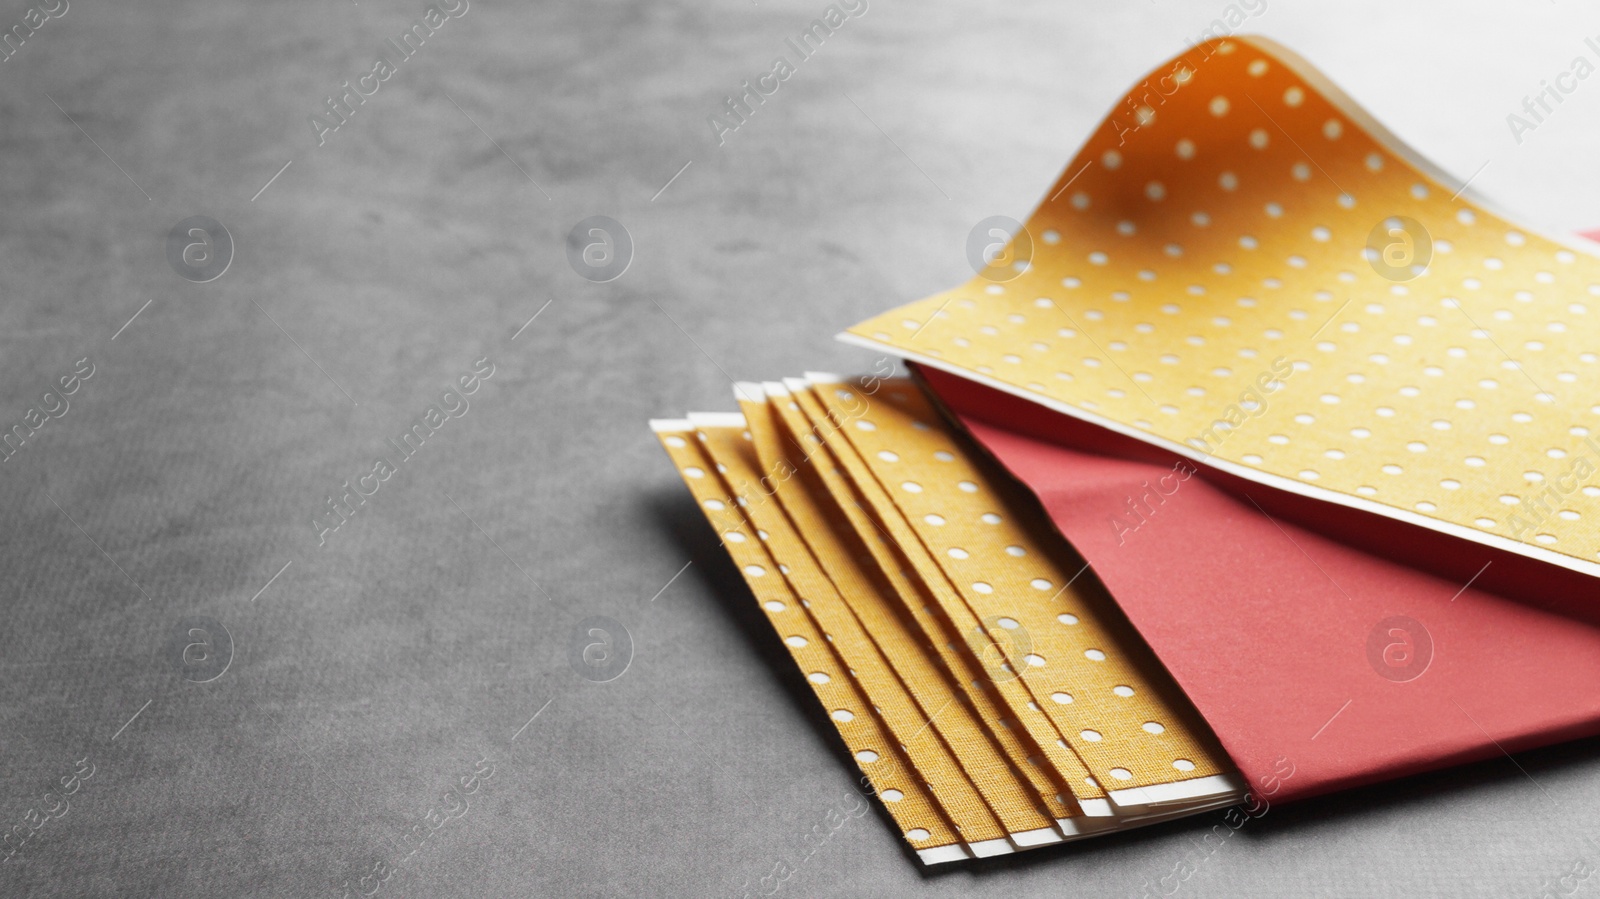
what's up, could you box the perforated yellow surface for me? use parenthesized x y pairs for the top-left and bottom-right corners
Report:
(844, 35), (1600, 577)
(654, 424), (961, 854)
(801, 376), (1234, 800)
(734, 397), (1057, 846)
(762, 380), (1104, 814)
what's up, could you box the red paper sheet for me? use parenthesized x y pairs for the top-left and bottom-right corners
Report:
(918, 365), (1600, 802)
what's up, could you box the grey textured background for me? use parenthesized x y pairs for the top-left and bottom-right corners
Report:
(3, 0), (1599, 896)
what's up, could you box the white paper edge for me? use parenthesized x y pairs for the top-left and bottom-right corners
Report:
(917, 843), (973, 865)
(967, 837), (1015, 858)
(1056, 812), (1130, 837)
(1010, 825), (1065, 848)
(922, 795), (1255, 865)
(1108, 772), (1248, 810)
(686, 412), (748, 428)
(1078, 797), (1115, 817)
(804, 371), (848, 385)
(648, 418), (695, 432)
(1057, 800), (1230, 838)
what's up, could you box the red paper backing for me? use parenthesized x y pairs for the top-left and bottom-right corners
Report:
(919, 364), (1600, 802)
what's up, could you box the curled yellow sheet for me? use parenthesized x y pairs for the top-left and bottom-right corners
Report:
(844, 36), (1600, 577)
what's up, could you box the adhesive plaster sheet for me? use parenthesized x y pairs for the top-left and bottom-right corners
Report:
(652, 422), (965, 863)
(765, 378), (1108, 819)
(735, 392), (1060, 854)
(843, 35), (1600, 579)
(795, 375), (1241, 810)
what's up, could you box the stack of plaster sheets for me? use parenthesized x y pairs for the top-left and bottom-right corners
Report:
(653, 375), (1244, 863)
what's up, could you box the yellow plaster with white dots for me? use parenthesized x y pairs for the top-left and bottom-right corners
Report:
(653, 422), (964, 860)
(844, 36), (1600, 577)
(801, 376), (1237, 807)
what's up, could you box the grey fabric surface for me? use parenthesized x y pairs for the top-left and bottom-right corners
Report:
(3, 0), (1599, 895)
